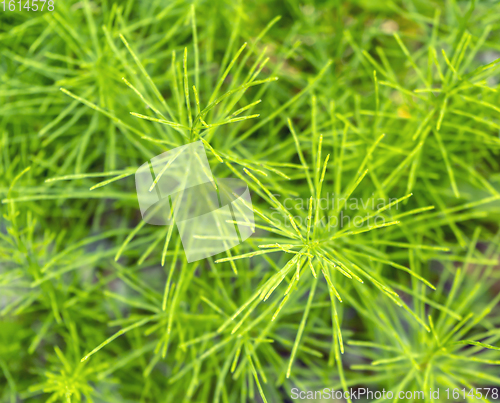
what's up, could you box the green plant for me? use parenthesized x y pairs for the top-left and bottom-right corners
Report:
(1, 1), (500, 402)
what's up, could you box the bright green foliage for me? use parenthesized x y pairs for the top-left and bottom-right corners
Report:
(1, 0), (500, 402)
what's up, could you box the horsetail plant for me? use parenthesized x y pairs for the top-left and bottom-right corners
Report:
(1, 1), (500, 402)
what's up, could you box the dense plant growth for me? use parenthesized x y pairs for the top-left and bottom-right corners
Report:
(1, 0), (500, 402)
